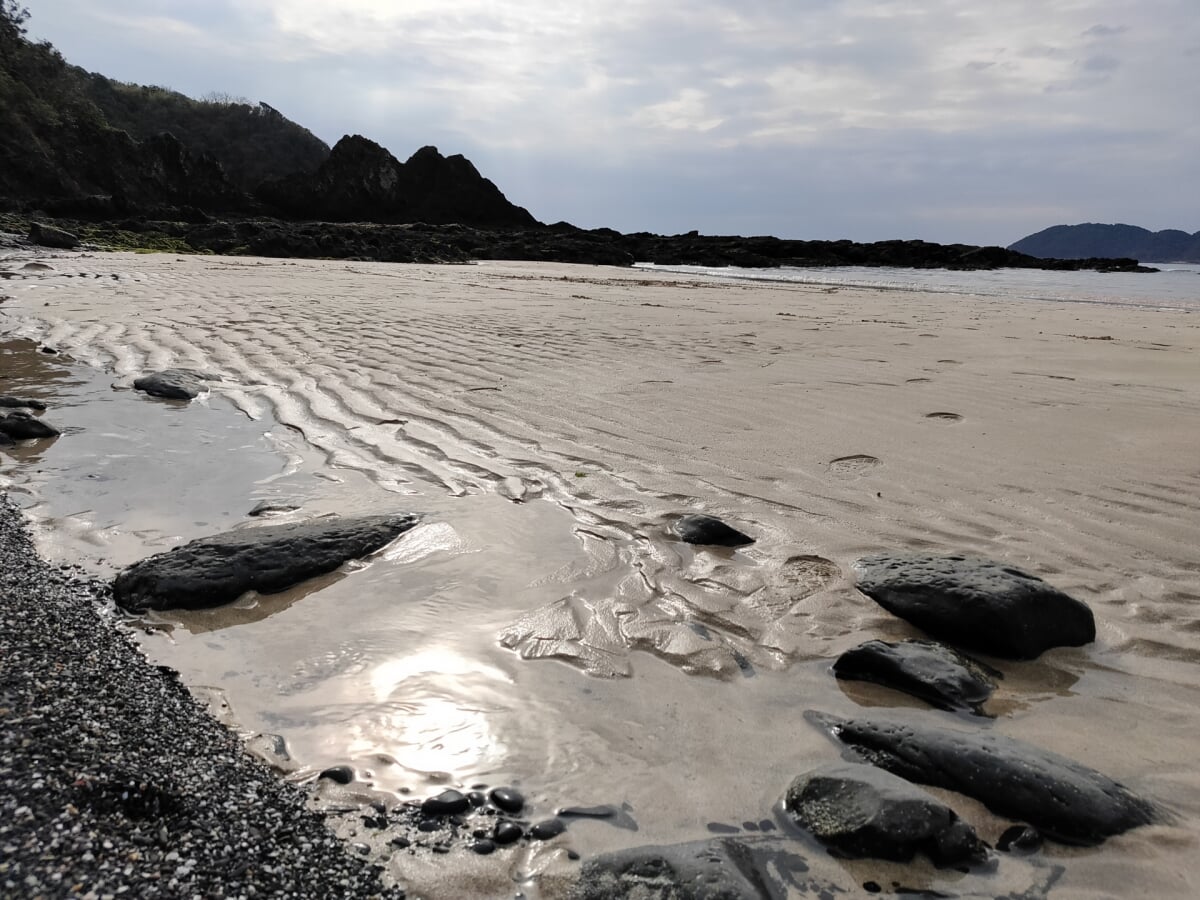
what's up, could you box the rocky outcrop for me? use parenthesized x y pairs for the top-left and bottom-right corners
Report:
(852, 554), (1095, 659)
(783, 762), (989, 867)
(28, 222), (79, 248)
(133, 369), (220, 401)
(807, 711), (1158, 845)
(569, 836), (826, 900)
(112, 514), (420, 612)
(256, 136), (538, 227)
(833, 639), (998, 715)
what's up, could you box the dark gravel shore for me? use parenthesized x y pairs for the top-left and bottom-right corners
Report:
(0, 495), (405, 899)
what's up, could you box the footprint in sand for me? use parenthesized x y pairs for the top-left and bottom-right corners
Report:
(828, 454), (882, 478)
(925, 412), (963, 422)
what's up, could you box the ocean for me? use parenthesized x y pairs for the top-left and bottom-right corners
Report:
(637, 262), (1200, 311)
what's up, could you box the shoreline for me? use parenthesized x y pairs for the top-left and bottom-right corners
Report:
(0, 494), (404, 899)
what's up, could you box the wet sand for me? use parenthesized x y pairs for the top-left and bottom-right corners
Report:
(2, 253), (1199, 898)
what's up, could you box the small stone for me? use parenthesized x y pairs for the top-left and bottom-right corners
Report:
(998, 825), (1043, 854)
(530, 819), (566, 840)
(318, 766), (354, 785)
(471, 840), (496, 855)
(493, 821), (523, 845)
(422, 789), (470, 816)
(705, 822), (740, 835)
(467, 791), (487, 808)
(0, 412), (60, 440)
(489, 787), (524, 814)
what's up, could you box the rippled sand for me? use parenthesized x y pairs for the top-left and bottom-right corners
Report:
(2, 253), (1199, 897)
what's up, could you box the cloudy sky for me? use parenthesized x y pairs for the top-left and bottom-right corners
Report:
(27, 0), (1200, 245)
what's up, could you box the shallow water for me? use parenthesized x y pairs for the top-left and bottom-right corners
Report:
(2, 253), (1199, 898)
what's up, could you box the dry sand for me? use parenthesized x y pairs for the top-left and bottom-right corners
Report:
(2, 253), (1199, 898)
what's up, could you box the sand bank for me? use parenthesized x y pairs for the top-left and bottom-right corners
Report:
(1, 254), (1198, 897)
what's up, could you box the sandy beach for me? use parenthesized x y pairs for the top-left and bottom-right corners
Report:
(2, 252), (1199, 898)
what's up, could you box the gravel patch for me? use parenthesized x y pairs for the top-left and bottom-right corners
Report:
(0, 494), (405, 899)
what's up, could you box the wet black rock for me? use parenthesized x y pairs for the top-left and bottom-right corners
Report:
(0, 396), (47, 410)
(422, 789), (471, 817)
(247, 500), (301, 517)
(28, 222), (80, 249)
(559, 804), (639, 831)
(569, 836), (825, 900)
(530, 818), (567, 840)
(471, 839), (496, 855)
(318, 765), (354, 785)
(493, 821), (523, 845)
(833, 639), (999, 714)
(467, 790), (487, 808)
(489, 786), (525, 814)
(784, 762), (990, 867)
(0, 411), (60, 439)
(852, 554), (1095, 659)
(112, 513), (420, 612)
(133, 368), (220, 401)
(673, 514), (755, 548)
(807, 711), (1158, 845)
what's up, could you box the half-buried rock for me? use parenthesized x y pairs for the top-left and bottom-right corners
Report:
(833, 639), (999, 715)
(673, 514), (755, 547)
(0, 411), (60, 440)
(807, 711), (1158, 846)
(853, 553), (1094, 659)
(133, 368), (221, 401)
(783, 762), (989, 868)
(112, 514), (419, 612)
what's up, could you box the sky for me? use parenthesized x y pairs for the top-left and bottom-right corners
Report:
(25, 0), (1200, 245)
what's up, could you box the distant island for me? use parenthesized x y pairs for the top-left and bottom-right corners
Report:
(0, 6), (1154, 272)
(1010, 224), (1200, 263)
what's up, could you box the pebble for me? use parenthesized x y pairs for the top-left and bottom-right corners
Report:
(489, 786), (525, 814)
(318, 766), (354, 785)
(422, 789), (470, 816)
(529, 819), (566, 840)
(493, 821), (523, 845)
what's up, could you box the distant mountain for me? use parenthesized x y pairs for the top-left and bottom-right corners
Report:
(1010, 224), (1200, 262)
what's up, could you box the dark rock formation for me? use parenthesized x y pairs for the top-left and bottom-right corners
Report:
(256, 136), (537, 228)
(673, 514), (755, 548)
(28, 222), (79, 248)
(807, 711), (1158, 845)
(0, 411), (60, 439)
(569, 836), (824, 900)
(132, 368), (220, 401)
(833, 639), (998, 714)
(111, 514), (420, 612)
(852, 554), (1095, 659)
(1010, 223), (1200, 263)
(783, 762), (989, 867)
(0, 396), (47, 410)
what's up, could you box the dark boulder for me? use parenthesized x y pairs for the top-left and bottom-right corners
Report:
(0, 396), (47, 410)
(133, 368), (220, 401)
(833, 639), (998, 714)
(569, 836), (823, 900)
(673, 515), (755, 548)
(112, 514), (420, 612)
(783, 762), (989, 867)
(0, 411), (60, 439)
(852, 554), (1095, 659)
(28, 222), (80, 249)
(807, 711), (1158, 845)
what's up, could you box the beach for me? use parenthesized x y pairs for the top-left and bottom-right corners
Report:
(2, 252), (1199, 898)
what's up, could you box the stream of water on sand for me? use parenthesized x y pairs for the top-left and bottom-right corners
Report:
(2, 252), (1198, 898)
